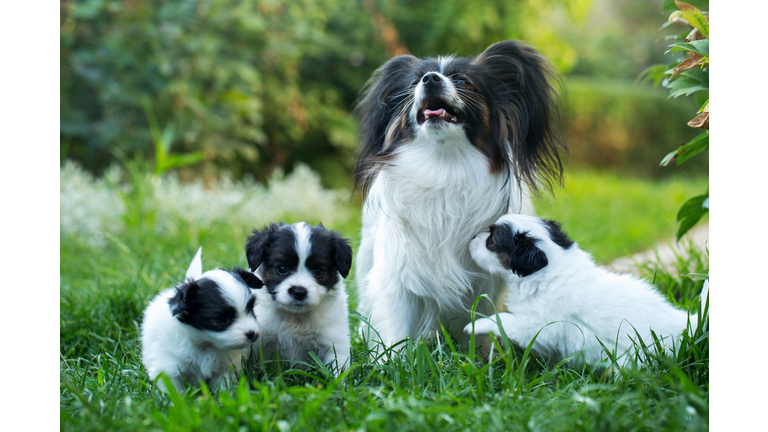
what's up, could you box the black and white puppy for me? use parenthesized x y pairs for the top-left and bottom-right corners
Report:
(353, 40), (566, 346)
(141, 248), (263, 392)
(463, 215), (707, 366)
(245, 222), (352, 375)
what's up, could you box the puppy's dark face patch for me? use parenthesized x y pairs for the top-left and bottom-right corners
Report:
(486, 222), (516, 268)
(486, 222), (548, 277)
(169, 278), (238, 332)
(255, 227), (300, 298)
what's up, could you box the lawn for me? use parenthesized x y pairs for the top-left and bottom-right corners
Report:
(60, 163), (709, 431)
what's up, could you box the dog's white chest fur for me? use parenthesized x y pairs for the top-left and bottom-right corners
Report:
(254, 282), (351, 373)
(357, 135), (526, 344)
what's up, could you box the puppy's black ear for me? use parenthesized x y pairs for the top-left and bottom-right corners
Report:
(233, 267), (263, 289)
(331, 232), (353, 279)
(168, 280), (199, 322)
(508, 232), (548, 277)
(245, 222), (283, 271)
(353, 54), (419, 196)
(473, 40), (565, 194)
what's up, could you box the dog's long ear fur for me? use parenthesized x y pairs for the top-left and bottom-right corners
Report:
(353, 54), (419, 196)
(509, 232), (548, 277)
(332, 233), (353, 279)
(233, 267), (264, 289)
(473, 40), (565, 194)
(168, 280), (199, 322)
(245, 222), (284, 271)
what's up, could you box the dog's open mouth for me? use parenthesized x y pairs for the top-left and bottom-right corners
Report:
(417, 96), (465, 125)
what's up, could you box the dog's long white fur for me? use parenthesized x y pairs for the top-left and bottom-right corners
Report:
(356, 123), (535, 347)
(464, 215), (707, 366)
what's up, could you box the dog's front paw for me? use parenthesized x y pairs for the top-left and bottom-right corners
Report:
(464, 317), (502, 337)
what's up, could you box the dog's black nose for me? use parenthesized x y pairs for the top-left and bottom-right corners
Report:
(288, 286), (308, 300)
(245, 330), (258, 342)
(422, 72), (442, 86)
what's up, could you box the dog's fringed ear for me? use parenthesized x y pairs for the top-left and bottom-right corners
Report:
(353, 54), (419, 196)
(186, 247), (203, 281)
(233, 267), (264, 289)
(508, 232), (548, 277)
(473, 40), (565, 195)
(168, 280), (199, 322)
(331, 232), (353, 279)
(245, 222), (284, 271)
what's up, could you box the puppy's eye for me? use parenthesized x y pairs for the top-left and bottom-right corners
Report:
(311, 268), (325, 278)
(275, 265), (288, 275)
(217, 316), (231, 325)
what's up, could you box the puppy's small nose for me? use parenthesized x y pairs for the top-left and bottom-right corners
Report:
(422, 72), (442, 86)
(288, 286), (308, 300)
(245, 331), (258, 342)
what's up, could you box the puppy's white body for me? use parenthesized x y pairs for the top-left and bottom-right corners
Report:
(247, 222), (352, 375)
(465, 215), (701, 366)
(141, 249), (259, 392)
(141, 287), (251, 392)
(254, 278), (351, 373)
(357, 131), (532, 345)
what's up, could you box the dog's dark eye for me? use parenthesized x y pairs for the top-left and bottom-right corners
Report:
(311, 268), (325, 278)
(217, 316), (231, 325)
(275, 265), (288, 275)
(453, 75), (468, 85)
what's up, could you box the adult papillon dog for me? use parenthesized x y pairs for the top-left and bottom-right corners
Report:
(353, 40), (566, 347)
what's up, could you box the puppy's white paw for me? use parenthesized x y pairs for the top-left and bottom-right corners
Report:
(464, 317), (502, 337)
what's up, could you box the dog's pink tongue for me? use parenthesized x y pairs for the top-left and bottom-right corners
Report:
(424, 108), (445, 117)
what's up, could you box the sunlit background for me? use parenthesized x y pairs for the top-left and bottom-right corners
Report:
(60, 0), (709, 263)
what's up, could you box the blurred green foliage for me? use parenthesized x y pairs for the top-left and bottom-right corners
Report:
(61, 0), (707, 186)
(60, 0), (590, 186)
(561, 77), (706, 177)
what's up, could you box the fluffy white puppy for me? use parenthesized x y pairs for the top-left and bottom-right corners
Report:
(141, 248), (262, 392)
(463, 215), (707, 366)
(245, 222), (352, 376)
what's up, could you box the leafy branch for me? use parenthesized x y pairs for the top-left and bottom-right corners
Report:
(639, 0), (709, 240)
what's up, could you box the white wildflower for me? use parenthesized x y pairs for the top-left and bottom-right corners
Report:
(60, 161), (351, 246)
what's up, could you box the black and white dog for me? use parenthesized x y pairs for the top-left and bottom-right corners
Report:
(245, 222), (353, 375)
(464, 214), (707, 366)
(353, 40), (566, 346)
(141, 248), (262, 392)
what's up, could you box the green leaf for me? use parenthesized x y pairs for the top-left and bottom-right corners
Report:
(666, 39), (709, 57)
(676, 134), (708, 165)
(637, 64), (669, 87)
(156, 151), (204, 174)
(680, 9), (709, 38)
(660, 132), (709, 166)
(676, 192), (709, 240)
(663, 0), (709, 12)
(666, 76), (708, 98)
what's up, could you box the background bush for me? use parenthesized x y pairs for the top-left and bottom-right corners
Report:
(561, 77), (706, 177)
(61, 0), (707, 187)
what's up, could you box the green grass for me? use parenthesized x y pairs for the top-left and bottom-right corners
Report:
(60, 168), (709, 431)
(534, 168), (709, 262)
